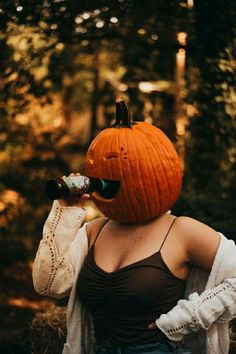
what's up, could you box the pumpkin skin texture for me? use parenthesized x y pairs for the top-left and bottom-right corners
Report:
(85, 99), (182, 224)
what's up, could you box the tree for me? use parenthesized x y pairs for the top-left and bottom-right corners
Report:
(177, 0), (236, 234)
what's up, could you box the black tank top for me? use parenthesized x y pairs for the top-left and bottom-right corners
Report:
(77, 218), (186, 346)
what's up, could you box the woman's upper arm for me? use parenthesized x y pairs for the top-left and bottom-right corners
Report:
(179, 216), (221, 273)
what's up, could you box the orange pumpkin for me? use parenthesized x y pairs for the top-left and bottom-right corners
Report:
(85, 98), (182, 224)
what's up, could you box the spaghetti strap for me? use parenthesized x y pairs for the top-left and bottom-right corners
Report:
(93, 218), (110, 246)
(159, 217), (177, 251)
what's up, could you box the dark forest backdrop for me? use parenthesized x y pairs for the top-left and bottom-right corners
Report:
(0, 0), (236, 353)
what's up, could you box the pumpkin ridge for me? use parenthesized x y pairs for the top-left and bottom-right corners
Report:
(141, 125), (181, 184)
(138, 128), (170, 213)
(132, 130), (151, 218)
(156, 136), (182, 205)
(103, 130), (116, 218)
(111, 129), (123, 218)
(133, 129), (160, 217)
(97, 130), (112, 176)
(144, 127), (182, 202)
(123, 131), (140, 222)
(133, 131), (148, 218)
(145, 134), (164, 215)
(99, 131), (108, 178)
(108, 129), (125, 220)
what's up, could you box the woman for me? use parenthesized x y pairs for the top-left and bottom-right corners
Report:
(33, 92), (235, 354)
(33, 173), (236, 354)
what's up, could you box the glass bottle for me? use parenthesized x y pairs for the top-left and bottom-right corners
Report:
(45, 175), (120, 200)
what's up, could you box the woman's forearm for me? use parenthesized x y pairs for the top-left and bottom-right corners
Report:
(32, 200), (87, 298)
(155, 277), (236, 341)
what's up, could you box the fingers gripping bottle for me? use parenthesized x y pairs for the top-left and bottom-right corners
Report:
(45, 175), (120, 200)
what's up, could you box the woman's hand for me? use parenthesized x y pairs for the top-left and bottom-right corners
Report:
(147, 322), (157, 330)
(58, 173), (90, 207)
(148, 322), (184, 346)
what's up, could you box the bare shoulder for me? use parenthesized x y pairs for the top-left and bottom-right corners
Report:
(175, 216), (221, 273)
(175, 216), (220, 239)
(86, 216), (109, 248)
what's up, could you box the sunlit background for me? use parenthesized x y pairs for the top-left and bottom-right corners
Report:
(0, 0), (236, 353)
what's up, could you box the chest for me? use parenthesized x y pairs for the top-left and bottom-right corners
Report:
(92, 232), (188, 280)
(77, 247), (186, 312)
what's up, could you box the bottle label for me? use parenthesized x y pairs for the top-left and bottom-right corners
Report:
(62, 176), (90, 196)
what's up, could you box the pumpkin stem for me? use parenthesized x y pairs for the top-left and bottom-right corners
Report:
(113, 98), (135, 128)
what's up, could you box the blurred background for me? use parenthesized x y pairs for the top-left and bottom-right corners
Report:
(0, 0), (235, 353)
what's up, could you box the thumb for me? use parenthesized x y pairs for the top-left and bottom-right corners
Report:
(148, 322), (157, 330)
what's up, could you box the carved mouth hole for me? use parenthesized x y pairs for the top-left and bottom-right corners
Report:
(92, 180), (120, 200)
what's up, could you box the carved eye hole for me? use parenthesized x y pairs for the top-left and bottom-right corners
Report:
(104, 148), (128, 161)
(121, 146), (128, 160)
(105, 152), (119, 160)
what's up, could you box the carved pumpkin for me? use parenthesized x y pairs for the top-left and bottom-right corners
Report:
(85, 98), (182, 224)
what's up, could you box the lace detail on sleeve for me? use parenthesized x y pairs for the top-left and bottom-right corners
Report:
(156, 278), (236, 341)
(33, 201), (87, 298)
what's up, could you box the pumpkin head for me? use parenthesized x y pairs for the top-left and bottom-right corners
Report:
(85, 98), (182, 224)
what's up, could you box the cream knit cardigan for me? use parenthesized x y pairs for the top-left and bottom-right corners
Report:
(32, 201), (236, 354)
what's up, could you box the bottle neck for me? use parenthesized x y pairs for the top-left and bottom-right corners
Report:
(88, 177), (120, 199)
(87, 177), (104, 193)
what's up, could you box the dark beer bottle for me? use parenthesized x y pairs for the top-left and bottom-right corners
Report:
(45, 175), (120, 200)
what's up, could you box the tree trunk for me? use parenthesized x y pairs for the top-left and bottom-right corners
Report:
(186, 0), (236, 190)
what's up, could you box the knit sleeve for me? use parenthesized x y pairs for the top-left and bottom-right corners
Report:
(32, 200), (87, 299)
(155, 277), (236, 341)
